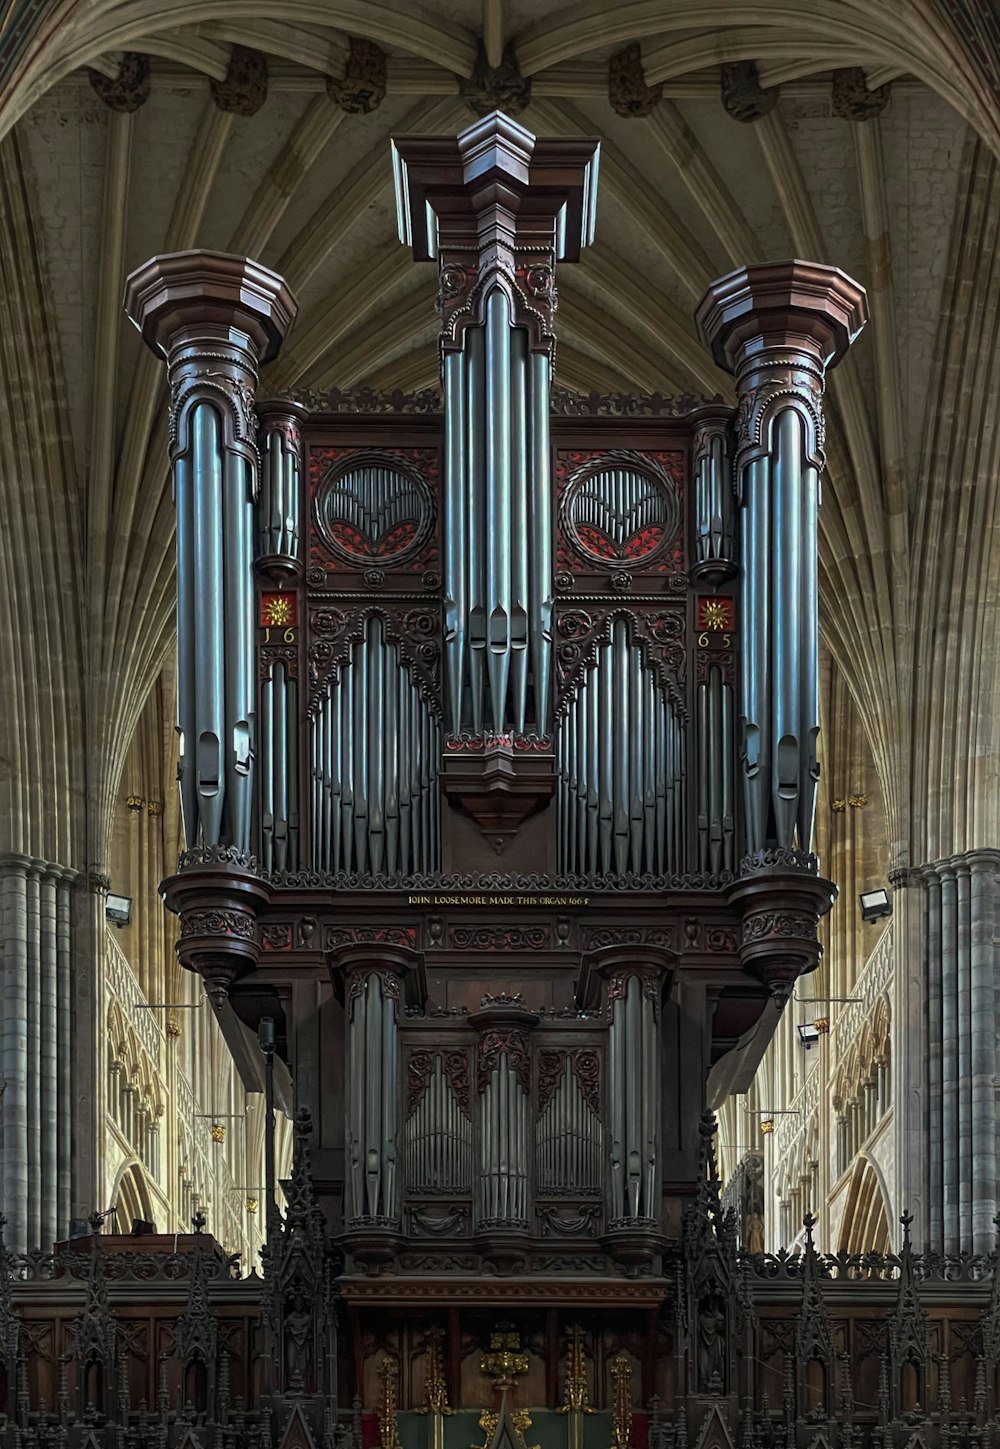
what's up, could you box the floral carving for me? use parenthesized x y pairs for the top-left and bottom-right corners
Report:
(449, 926), (550, 951)
(573, 1050), (601, 1114)
(742, 913), (817, 943)
(477, 1029), (531, 1095)
(261, 924), (292, 952)
(180, 910), (256, 939)
(537, 1050), (566, 1114)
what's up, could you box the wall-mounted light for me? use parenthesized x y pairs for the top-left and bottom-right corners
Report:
(860, 887), (892, 924)
(797, 1022), (821, 1049)
(106, 894), (132, 928)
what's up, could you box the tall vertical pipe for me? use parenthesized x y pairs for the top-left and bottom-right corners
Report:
(124, 250), (298, 855)
(394, 115), (598, 740)
(485, 287), (513, 734)
(443, 353), (467, 734)
(696, 262), (867, 859)
(510, 326), (530, 731)
(466, 325), (486, 733)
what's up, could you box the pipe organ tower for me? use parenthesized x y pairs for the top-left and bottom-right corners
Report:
(124, 108), (866, 1419)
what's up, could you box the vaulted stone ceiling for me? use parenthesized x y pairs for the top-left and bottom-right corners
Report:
(0, 0), (998, 882)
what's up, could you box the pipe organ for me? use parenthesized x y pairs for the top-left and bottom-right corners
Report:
(126, 108), (867, 1415)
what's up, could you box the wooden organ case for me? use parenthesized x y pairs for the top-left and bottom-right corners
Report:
(124, 109), (867, 1416)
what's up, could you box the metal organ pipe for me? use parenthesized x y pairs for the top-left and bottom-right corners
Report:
(607, 974), (660, 1224)
(347, 972), (401, 1223)
(557, 620), (686, 877)
(404, 1057), (473, 1194)
(310, 618), (441, 876)
(443, 300), (553, 738)
(695, 262), (867, 856)
(124, 251), (297, 857)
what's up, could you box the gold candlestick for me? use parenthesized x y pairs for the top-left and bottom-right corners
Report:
(378, 1354), (403, 1449)
(609, 1351), (633, 1449)
(558, 1325), (595, 1449)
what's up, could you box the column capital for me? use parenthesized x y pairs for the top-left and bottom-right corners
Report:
(694, 260), (868, 375)
(123, 249), (297, 364)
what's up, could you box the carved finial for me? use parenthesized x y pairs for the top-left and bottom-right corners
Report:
(192, 1210), (206, 1235)
(376, 1356), (403, 1449)
(608, 43), (662, 117)
(609, 1351), (633, 1449)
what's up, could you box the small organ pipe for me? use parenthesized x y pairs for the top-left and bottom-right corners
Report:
(556, 621), (687, 877)
(310, 618), (440, 876)
(257, 403), (304, 568)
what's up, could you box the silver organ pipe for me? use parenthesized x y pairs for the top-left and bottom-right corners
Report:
(123, 251), (294, 858)
(257, 405), (303, 568)
(347, 973), (400, 1222)
(260, 660), (300, 874)
(535, 1058), (602, 1194)
(310, 617), (441, 875)
(443, 293), (554, 738)
(607, 974), (660, 1224)
(696, 664), (735, 874)
(477, 1042), (531, 1229)
(173, 402), (257, 853)
(556, 618), (686, 876)
(404, 1056), (473, 1195)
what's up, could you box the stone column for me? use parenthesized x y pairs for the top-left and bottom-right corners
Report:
(902, 850), (1000, 1253)
(0, 855), (78, 1253)
(124, 252), (297, 859)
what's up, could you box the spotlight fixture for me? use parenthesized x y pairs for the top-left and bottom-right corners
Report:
(130, 1218), (155, 1236)
(860, 887), (892, 924)
(105, 894), (132, 928)
(797, 1022), (821, 1049)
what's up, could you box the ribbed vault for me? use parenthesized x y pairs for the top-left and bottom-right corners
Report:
(1, 0), (999, 879)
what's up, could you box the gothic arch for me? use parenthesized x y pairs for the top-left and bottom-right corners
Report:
(111, 1161), (154, 1234)
(839, 1157), (891, 1254)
